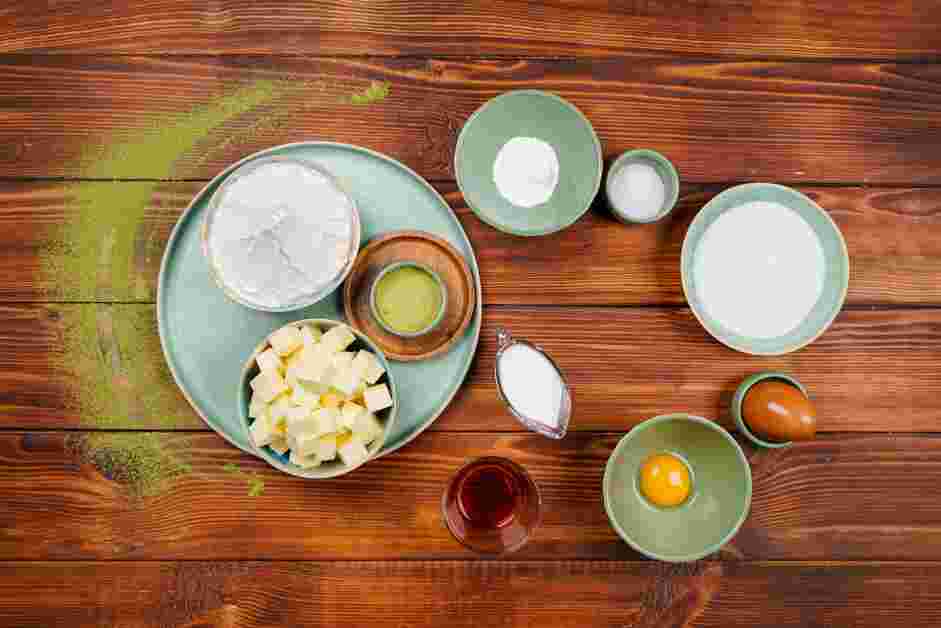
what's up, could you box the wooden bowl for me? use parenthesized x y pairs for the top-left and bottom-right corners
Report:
(344, 231), (476, 362)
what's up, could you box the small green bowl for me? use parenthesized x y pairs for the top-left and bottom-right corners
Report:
(603, 414), (752, 562)
(731, 371), (808, 449)
(455, 90), (603, 237)
(605, 149), (680, 224)
(369, 261), (448, 338)
(681, 183), (849, 355)
(238, 318), (397, 479)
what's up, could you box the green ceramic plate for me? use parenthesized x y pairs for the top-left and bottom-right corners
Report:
(681, 183), (849, 355)
(603, 414), (752, 563)
(455, 90), (603, 236)
(157, 142), (482, 456)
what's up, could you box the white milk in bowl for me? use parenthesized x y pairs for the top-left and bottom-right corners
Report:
(692, 201), (825, 340)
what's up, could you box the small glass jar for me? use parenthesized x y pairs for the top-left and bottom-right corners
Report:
(442, 456), (542, 555)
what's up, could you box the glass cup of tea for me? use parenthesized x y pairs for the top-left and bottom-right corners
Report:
(442, 456), (542, 555)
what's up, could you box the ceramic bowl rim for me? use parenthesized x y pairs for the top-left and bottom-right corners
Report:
(605, 148), (681, 224)
(454, 89), (603, 237)
(368, 260), (448, 338)
(731, 371), (809, 449)
(237, 318), (398, 479)
(603, 413), (753, 562)
(680, 182), (850, 355)
(201, 155), (362, 313)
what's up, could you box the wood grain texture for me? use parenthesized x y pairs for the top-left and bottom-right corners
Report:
(3, 56), (941, 182)
(2, 431), (941, 561)
(3, 181), (941, 305)
(2, 561), (941, 628)
(3, 0), (941, 60)
(1, 304), (938, 433)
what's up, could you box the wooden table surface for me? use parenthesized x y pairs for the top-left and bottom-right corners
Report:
(2, 2), (941, 626)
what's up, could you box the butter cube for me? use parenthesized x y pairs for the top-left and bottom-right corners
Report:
(248, 394), (267, 419)
(363, 383), (393, 413)
(301, 396), (321, 412)
(294, 345), (335, 385)
(300, 324), (322, 348)
(320, 391), (344, 410)
(352, 351), (386, 385)
(270, 436), (290, 455)
(293, 431), (321, 457)
(269, 395), (293, 421)
(269, 325), (304, 356)
(290, 383), (319, 408)
(304, 380), (330, 395)
(285, 367), (300, 390)
(315, 434), (338, 462)
(284, 349), (304, 373)
(285, 404), (312, 427)
(255, 348), (283, 374)
(250, 415), (275, 447)
(311, 407), (339, 434)
(288, 418), (320, 439)
(290, 449), (321, 469)
(333, 351), (356, 370)
(330, 366), (360, 397)
(250, 369), (288, 403)
(353, 411), (383, 445)
(340, 402), (365, 431)
(351, 382), (367, 404)
(321, 325), (355, 355)
(338, 437), (369, 467)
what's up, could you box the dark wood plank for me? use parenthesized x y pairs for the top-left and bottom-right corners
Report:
(4, 180), (941, 305)
(1, 431), (941, 561)
(1, 304), (937, 433)
(3, 56), (941, 183)
(1, 561), (939, 628)
(3, 0), (940, 60)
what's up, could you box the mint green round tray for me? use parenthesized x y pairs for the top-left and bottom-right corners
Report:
(157, 142), (482, 456)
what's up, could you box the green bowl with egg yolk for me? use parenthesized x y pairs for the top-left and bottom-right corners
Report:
(455, 90), (603, 236)
(603, 414), (752, 562)
(681, 183), (849, 355)
(238, 318), (397, 479)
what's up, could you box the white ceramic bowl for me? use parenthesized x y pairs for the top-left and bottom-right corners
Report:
(202, 156), (361, 312)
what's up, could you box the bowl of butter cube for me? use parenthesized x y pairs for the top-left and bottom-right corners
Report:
(238, 318), (397, 478)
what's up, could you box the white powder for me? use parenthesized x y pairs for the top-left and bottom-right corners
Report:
(497, 343), (564, 428)
(207, 161), (355, 309)
(492, 137), (559, 208)
(609, 162), (666, 221)
(693, 201), (825, 339)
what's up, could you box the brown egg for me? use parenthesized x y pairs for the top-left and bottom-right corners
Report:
(743, 380), (817, 442)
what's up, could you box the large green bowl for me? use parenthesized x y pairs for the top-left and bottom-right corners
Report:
(455, 90), (603, 236)
(603, 414), (752, 562)
(681, 183), (849, 355)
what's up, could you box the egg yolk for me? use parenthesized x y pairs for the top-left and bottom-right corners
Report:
(639, 453), (691, 507)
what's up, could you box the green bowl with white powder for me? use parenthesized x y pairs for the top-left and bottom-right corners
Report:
(681, 183), (849, 355)
(455, 91), (603, 237)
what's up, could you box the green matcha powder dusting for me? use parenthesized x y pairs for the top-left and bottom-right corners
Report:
(41, 78), (390, 496)
(68, 433), (191, 498)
